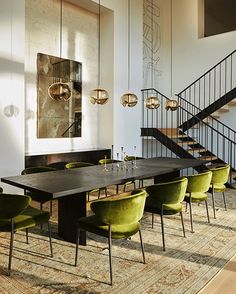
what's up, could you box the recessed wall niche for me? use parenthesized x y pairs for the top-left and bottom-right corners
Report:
(37, 53), (82, 138)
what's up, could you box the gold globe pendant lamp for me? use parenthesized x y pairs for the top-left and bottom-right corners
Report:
(89, 0), (109, 105)
(145, 0), (160, 110)
(120, 0), (138, 107)
(48, 0), (72, 102)
(165, 0), (179, 111)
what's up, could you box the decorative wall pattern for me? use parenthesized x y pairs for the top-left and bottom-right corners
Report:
(37, 53), (82, 138)
(143, 0), (162, 89)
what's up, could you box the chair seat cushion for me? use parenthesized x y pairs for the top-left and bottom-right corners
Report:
(0, 206), (50, 232)
(78, 215), (140, 239)
(26, 191), (52, 204)
(184, 192), (208, 202)
(145, 197), (182, 215)
(209, 183), (226, 192)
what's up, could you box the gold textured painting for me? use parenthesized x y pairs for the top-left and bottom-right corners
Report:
(37, 53), (82, 138)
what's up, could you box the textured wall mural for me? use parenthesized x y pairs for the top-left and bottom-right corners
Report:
(143, 0), (161, 89)
(37, 53), (82, 138)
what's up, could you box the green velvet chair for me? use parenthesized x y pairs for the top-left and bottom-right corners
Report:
(98, 158), (136, 193)
(184, 171), (212, 233)
(21, 166), (56, 215)
(0, 193), (53, 275)
(65, 161), (107, 200)
(124, 156), (150, 188)
(145, 177), (188, 251)
(208, 165), (230, 218)
(47, 161), (68, 170)
(75, 189), (147, 285)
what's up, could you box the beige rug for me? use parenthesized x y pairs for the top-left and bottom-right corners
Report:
(0, 185), (236, 293)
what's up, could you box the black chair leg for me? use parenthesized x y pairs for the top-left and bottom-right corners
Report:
(75, 228), (80, 266)
(133, 181), (136, 190)
(205, 200), (210, 223)
(160, 207), (165, 251)
(40, 203), (43, 230)
(48, 222), (53, 257)
(105, 187), (108, 197)
(50, 200), (53, 216)
(108, 226), (113, 286)
(116, 185), (119, 194)
(189, 197), (194, 233)
(211, 190), (216, 219)
(8, 220), (14, 276)
(151, 213), (154, 229)
(222, 192), (227, 211)
(98, 189), (101, 199)
(180, 211), (186, 237)
(139, 228), (145, 264)
(26, 228), (29, 244)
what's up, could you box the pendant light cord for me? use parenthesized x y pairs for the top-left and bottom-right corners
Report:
(170, 0), (173, 97)
(98, 0), (101, 87)
(128, 0), (130, 91)
(59, 0), (63, 58)
(151, 0), (154, 90)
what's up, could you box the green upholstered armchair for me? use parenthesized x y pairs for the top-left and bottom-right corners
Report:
(47, 161), (68, 170)
(0, 193), (53, 275)
(208, 164), (230, 218)
(98, 158), (136, 193)
(65, 161), (106, 200)
(65, 161), (94, 168)
(145, 177), (188, 251)
(21, 166), (56, 215)
(75, 189), (147, 285)
(184, 170), (212, 233)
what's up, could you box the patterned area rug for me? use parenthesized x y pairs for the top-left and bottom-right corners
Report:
(0, 184), (236, 294)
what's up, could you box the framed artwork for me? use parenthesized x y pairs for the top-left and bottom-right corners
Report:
(37, 53), (82, 138)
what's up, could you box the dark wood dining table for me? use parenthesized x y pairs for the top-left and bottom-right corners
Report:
(1, 157), (206, 245)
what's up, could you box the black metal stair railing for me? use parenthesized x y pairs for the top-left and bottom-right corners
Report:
(141, 88), (236, 183)
(177, 49), (236, 111)
(178, 95), (236, 143)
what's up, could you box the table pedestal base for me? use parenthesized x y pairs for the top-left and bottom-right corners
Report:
(58, 192), (86, 245)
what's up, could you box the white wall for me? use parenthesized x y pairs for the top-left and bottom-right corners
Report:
(0, 0), (25, 185)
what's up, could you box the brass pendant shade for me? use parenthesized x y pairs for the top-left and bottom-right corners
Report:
(145, 96), (160, 109)
(48, 82), (71, 101)
(90, 88), (109, 105)
(120, 92), (138, 107)
(48, 0), (72, 102)
(90, 0), (109, 105)
(165, 99), (179, 111)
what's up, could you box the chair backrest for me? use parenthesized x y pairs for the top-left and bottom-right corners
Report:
(21, 166), (56, 175)
(47, 161), (68, 170)
(209, 165), (230, 184)
(186, 171), (212, 193)
(124, 156), (143, 161)
(65, 162), (94, 169)
(90, 189), (147, 225)
(146, 177), (188, 204)
(0, 194), (31, 220)
(98, 159), (121, 165)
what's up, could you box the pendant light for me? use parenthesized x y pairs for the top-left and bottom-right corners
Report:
(48, 0), (71, 101)
(120, 0), (138, 107)
(165, 0), (179, 111)
(145, 0), (160, 110)
(90, 0), (109, 105)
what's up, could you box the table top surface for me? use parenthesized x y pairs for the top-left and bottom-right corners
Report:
(1, 157), (206, 198)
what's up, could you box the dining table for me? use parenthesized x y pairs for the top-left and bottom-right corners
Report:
(1, 157), (207, 245)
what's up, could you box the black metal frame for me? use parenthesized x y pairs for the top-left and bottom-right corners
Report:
(7, 220), (53, 276)
(75, 224), (145, 286)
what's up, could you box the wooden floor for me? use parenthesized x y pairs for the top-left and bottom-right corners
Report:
(200, 254), (236, 293)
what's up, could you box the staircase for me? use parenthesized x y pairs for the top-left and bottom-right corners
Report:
(141, 88), (236, 186)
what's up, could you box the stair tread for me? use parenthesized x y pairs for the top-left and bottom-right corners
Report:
(188, 148), (207, 153)
(177, 141), (196, 145)
(197, 156), (218, 160)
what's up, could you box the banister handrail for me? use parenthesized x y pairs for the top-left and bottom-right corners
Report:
(177, 49), (236, 95)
